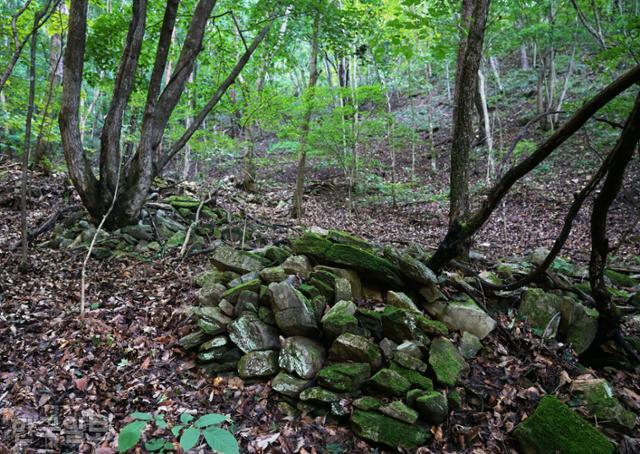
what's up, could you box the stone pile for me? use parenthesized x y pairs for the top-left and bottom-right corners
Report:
(42, 193), (266, 259)
(179, 229), (499, 448)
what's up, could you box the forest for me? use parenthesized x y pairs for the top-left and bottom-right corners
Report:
(0, 0), (639, 452)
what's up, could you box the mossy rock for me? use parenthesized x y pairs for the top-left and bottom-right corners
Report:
(316, 362), (371, 393)
(324, 244), (404, 288)
(164, 195), (200, 209)
(415, 391), (448, 424)
(428, 337), (466, 387)
(389, 362), (433, 391)
(299, 387), (341, 404)
(350, 410), (430, 449)
(356, 308), (384, 338)
(380, 401), (419, 424)
(223, 278), (261, 303)
(329, 333), (383, 369)
(237, 350), (279, 378)
(604, 269), (637, 287)
(271, 371), (312, 398)
(278, 336), (326, 380)
(519, 288), (562, 338)
(513, 396), (614, 454)
(353, 396), (382, 411)
(178, 330), (209, 350)
(263, 245), (291, 265)
(292, 232), (333, 257)
(327, 229), (372, 250)
(368, 368), (411, 396)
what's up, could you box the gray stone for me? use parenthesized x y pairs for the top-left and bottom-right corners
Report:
(459, 331), (482, 359)
(397, 340), (425, 359)
(334, 278), (352, 303)
(379, 338), (398, 362)
(424, 297), (496, 340)
(259, 266), (287, 283)
(350, 410), (431, 449)
(198, 306), (233, 326)
(394, 351), (428, 373)
(218, 299), (235, 317)
(519, 288), (562, 338)
(269, 282), (320, 337)
(210, 244), (267, 274)
(178, 330), (208, 350)
(415, 391), (448, 424)
(329, 333), (382, 369)
(196, 283), (227, 306)
(278, 336), (326, 379)
(321, 300), (359, 341)
(120, 224), (153, 241)
(227, 314), (280, 353)
(369, 369), (411, 396)
(429, 337), (467, 387)
(316, 362), (371, 393)
(299, 387), (340, 404)
(237, 350), (279, 378)
(315, 265), (362, 299)
(271, 371), (312, 398)
(380, 401), (419, 424)
(235, 290), (259, 316)
(282, 255), (313, 279)
(386, 291), (420, 313)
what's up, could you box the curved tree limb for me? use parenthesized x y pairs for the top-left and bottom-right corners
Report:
(428, 64), (640, 272)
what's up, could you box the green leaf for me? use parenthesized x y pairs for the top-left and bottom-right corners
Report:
(194, 413), (228, 428)
(179, 427), (201, 451)
(171, 424), (184, 437)
(130, 412), (153, 421)
(203, 427), (239, 454)
(118, 420), (147, 452)
(144, 438), (166, 451)
(179, 413), (195, 424)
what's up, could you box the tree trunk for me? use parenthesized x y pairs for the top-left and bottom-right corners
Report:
(520, 44), (530, 70)
(20, 17), (38, 271)
(588, 91), (640, 342)
(449, 0), (491, 236)
(292, 10), (321, 219)
(478, 69), (494, 182)
(33, 28), (64, 172)
(429, 64), (640, 272)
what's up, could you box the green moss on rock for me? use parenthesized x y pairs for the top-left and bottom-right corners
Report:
(514, 396), (614, 454)
(325, 244), (404, 287)
(292, 232), (333, 257)
(389, 362), (434, 390)
(316, 362), (371, 393)
(428, 337), (466, 387)
(350, 410), (430, 449)
(353, 396), (382, 411)
(369, 368), (411, 396)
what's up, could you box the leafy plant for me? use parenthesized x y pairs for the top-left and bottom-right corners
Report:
(118, 410), (238, 454)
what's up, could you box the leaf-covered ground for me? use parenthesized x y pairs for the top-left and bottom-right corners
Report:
(1, 163), (638, 453)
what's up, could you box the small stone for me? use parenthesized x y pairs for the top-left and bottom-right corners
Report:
(394, 351), (428, 373)
(334, 278), (352, 303)
(316, 363), (371, 393)
(278, 337), (326, 379)
(197, 318), (225, 335)
(329, 333), (382, 369)
(379, 338), (398, 362)
(350, 410), (430, 449)
(198, 306), (233, 326)
(513, 396), (614, 454)
(406, 389), (429, 407)
(330, 401), (350, 417)
(218, 299), (235, 317)
(389, 362), (434, 391)
(210, 244), (267, 274)
(227, 314), (280, 353)
(386, 291), (420, 313)
(397, 340), (425, 359)
(235, 290), (259, 316)
(353, 396), (382, 411)
(223, 278), (261, 304)
(425, 297), (496, 340)
(277, 401), (299, 417)
(282, 255), (313, 279)
(269, 282), (320, 337)
(369, 368), (411, 396)
(571, 379), (637, 431)
(380, 401), (419, 424)
(259, 266), (287, 283)
(415, 391), (448, 424)
(459, 331), (482, 359)
(271, 371), (312, 398)
(428, 337), (467, 387)
(321, 300), (359, 341)
(263, 245), (291, 265)
(199, 335), (229, 351)
(237, 350), (279, 378)
(315, 265), (362, 299)
(178, 330), (209, 350)
(258, 306), (276, 325)
(196, 283), (227, 306)
(299, 387), (340, 404)
(519, 288), (562, 338)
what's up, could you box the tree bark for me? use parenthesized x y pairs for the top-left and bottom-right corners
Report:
(20, 16), (38, 271)
(589, 91), (640, 339)
(428, 64), (640, 272)
(291, 10), (321, 219)
(449, 0), (491, 234)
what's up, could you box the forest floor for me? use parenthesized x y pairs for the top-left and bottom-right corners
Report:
(1, 67), (639, 452)
(1, 149), (639, 452)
